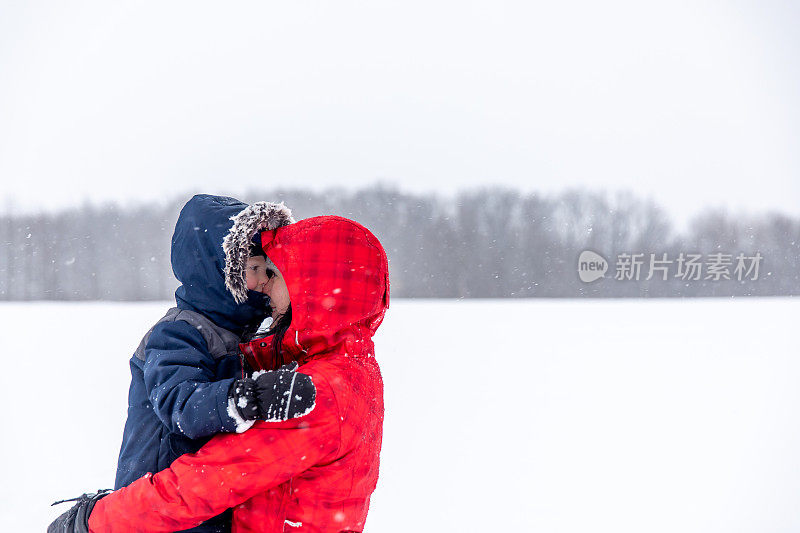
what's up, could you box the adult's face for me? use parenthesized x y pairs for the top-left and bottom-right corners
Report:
(263, 258), (290, 321)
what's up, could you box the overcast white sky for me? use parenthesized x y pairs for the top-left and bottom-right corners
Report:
(0, 1), (798, 224)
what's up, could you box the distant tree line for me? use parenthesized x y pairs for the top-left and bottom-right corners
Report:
(1, 185), (798, 300)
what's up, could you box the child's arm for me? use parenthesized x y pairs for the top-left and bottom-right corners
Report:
(142, 320), (240, 438)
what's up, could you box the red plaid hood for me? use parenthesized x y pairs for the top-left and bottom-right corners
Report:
(241, 215), (390, 370)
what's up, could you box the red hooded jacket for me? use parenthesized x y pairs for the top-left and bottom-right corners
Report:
(89, 216), (390, 533)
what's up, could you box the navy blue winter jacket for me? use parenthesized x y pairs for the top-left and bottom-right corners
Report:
(114, 195), (269, 532)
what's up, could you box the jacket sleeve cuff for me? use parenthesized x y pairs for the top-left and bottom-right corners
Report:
(226, 397), (256, 433)
(216, 377), (242, 433)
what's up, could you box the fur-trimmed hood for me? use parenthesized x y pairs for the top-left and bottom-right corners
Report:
(170, 194), (292, 335)
(223, 201), (295, 304)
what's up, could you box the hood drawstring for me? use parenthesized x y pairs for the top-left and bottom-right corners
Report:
(295, 331), (309, 356)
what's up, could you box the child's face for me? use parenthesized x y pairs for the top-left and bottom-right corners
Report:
(245, 256), (271, 294)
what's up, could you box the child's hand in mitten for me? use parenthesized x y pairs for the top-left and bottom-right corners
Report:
(229, 362), (316, 424)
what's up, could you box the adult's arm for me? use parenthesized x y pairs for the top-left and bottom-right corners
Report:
(143, 320), (239, 438)
(89, 370), (339, 533)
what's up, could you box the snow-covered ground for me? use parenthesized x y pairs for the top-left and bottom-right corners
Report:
(2, 298), (799, 532)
